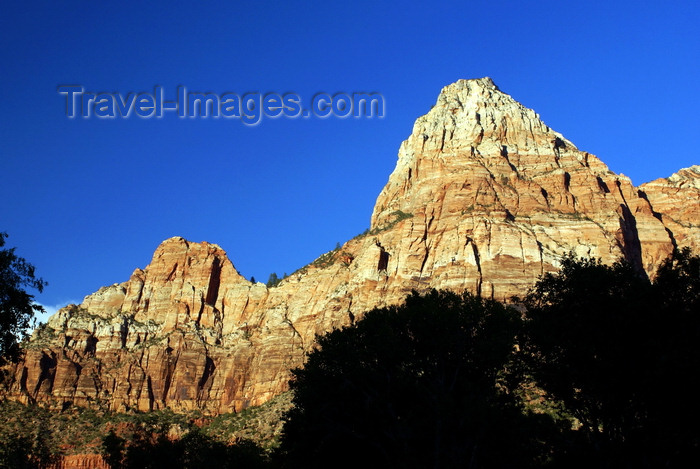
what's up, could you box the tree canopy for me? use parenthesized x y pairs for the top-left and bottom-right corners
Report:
(278, 290), (556, 468)
(521, 248), (700, 467)
(0, 232), (46, 362)
(280, 249), (700, 468)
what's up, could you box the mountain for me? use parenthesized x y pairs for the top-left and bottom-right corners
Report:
(2, 78), (698, 414)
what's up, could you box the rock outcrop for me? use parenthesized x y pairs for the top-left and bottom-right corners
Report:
(2, 78), (697, 414)
(46, 454), (109, 469)
(638, 165), (700, 251)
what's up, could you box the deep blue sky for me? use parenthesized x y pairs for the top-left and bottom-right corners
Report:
(1, 0), (698, 321)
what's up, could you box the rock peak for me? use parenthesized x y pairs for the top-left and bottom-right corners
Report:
(155, 236), (226, 256)
(4, 79), (697, 417)
(666, 165), (700, 188)
(371, 77), (586, 228)
(444, 76), (499, 93)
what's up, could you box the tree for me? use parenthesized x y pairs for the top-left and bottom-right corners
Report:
(654, 247), (700, 314)
(102, 430), (126, 469)
(266, 273), (280, 288)
(521, 250), (700, 467)
(0, 401), (58, 468)
(0, 232), (47, 363)
(644, 248), (700, 467)
(279, 290), (555, 468)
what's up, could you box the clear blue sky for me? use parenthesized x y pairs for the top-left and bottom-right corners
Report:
(1, 0), (698, 321)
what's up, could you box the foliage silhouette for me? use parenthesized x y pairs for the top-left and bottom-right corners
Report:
(0, 232), (47, 363)
(101, 426), (270, 469)
(521, 249), (700, 467)
(278, 289), (557, 468)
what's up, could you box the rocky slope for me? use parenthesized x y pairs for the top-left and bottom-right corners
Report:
(2, 78), (698, 414)
(638, 165), (700, 250)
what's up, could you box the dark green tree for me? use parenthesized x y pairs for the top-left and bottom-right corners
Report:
(0, 432), (33, 469)
(102, 430), (126, 469)
(654, 247), (700, 314)
(266, 273), (280, 288)
(0, 232), (47, 363)
(644, 248), (700, 466)
(279, 290), (555, 468)
(521, 250), (700, 467)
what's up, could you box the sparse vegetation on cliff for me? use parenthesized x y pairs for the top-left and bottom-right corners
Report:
(0, 392), (292, 468)
(310, 249), (337, 269)
(353, 210), (414, 239)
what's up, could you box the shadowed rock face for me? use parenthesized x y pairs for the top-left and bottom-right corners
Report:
(2, 78), (697, 414)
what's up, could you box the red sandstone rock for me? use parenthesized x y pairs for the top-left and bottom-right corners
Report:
(2, 78), (697, 414)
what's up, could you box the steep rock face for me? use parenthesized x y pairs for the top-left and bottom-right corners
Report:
(2, 78), (697, 414)
(638, 165), (700, 252)
(372, 78), (678, 291)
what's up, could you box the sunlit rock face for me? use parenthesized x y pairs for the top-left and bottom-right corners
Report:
(637, 165), (700, 252)
(3, 78), (696, 414)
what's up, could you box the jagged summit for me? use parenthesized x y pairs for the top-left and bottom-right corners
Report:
(423, 76), (576, 153)
(447, 76), (499, 91)
(2, 79), (697, 415)
(638, 165), (700, 249)
(655, 165), (700, 189)
(372, 77), (601, 229)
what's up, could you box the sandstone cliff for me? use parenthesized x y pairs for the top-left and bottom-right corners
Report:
(2, 78), (697, 414)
